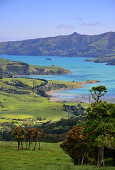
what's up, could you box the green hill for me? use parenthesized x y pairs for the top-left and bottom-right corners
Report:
(0, 32), (115, 58)
(0, 78), (68, 124)
(0, 78), (98, 125)
(0, 58), (70, 77)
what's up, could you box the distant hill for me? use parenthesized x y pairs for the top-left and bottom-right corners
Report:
(86, 55), (115, 65)
(0, 58), (70, 77)
(0, 32), (115, 58)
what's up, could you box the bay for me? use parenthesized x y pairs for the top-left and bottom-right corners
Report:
(1, 54), (115, 102)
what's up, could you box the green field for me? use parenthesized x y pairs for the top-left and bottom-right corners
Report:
(0, 91), (69, 124)
(0, 77), (90, 126)
(0, 141), (114, 170)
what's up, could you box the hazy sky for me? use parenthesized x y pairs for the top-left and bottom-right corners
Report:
(0, 0), (115, 42)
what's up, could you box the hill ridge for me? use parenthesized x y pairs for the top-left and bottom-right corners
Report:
(0, 32), (115, 57)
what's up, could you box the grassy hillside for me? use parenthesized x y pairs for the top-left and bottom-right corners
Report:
(0, 78), (98, 95)
(0, 91), (68, 121)
(0, 77), (98, 129)
(0, 58), (70, 77)
(0, 78), (87, 125)
(0, 32), (115, 58)
(44, 80), (99, 93)
(0, 141), (114, 170)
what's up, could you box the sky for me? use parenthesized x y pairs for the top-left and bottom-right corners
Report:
(0, 0), (115, 42)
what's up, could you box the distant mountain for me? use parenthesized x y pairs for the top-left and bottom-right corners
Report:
(0, 32), (115, 57)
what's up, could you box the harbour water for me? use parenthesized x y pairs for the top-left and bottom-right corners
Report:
(1, 54), (115, 102)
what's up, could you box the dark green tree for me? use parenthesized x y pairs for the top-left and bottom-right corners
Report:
(84, 86), (115, 167)
(84, 101), (115, 166)
(60, 86), (115, 167)
(89, 85), (107, 103)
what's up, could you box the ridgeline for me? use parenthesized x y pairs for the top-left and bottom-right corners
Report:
(0, 32), (115, 59)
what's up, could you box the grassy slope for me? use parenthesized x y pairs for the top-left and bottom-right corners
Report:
(0, 77), (43, 91)
(0, 91), (68, 123)
(0, 141), (114, 170)
(0, 78), (83, 124)
(0, 58), (70, 75)
(0, 77), (99, 128)
(29, 64), (70, 74)
(0, 77), (98, 125)
(44, 80), (99, 93)
(0, 58), (21, 69)
(48, 80), (98, 87)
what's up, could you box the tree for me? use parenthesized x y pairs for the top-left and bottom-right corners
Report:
(61, 86), (115, 167)
(60, 126), (90, 165)
(84, 86), (115, 167)
(38, 129), (43, 150)
(12, 126), (25, 150)
(89, 86), (107, 103)
(26, 128), (38, 150)
(84, 101), (115, 167)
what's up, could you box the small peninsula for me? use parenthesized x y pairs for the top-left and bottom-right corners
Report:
(45, 80), (99, 96)
(86, 56), (115, 65)
(0, 58), (70, 77)
(0, 78), (99, 96)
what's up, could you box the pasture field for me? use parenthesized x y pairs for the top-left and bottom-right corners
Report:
(0, 141), (114, 170)
(0, 77), (89, 126)
(0, 91), (69, 125)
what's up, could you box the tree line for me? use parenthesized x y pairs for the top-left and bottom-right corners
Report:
(12, 127), (43, 151)
(60, 86), (115, 167)
(0, 116), (85, 142)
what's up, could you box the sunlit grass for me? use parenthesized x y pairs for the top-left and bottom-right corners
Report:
(0, 119), (12, 123)
(0, 77), (89, 125)
(0, 141), (114, 170)
(0, 114), (34, 119)
(0, 91), (68, 122)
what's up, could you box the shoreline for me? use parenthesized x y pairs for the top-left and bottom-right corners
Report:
(46, 87), (82, 96)
(47, 90), (115, 104)
(46, 80), (99, 102)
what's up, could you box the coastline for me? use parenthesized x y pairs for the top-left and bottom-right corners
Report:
(46, 80), (99, 102)
(46, 86), (82, 96)
(85, 58), (115, 66)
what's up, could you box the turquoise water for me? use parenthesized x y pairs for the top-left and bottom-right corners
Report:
(1, 54), (115, 101)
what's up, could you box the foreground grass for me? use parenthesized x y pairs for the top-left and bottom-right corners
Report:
(0, 142), (114, 170)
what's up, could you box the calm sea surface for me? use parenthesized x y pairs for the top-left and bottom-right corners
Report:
(1, 54), (115, 102)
